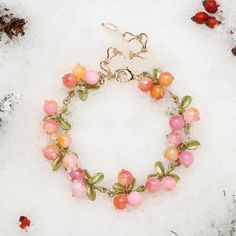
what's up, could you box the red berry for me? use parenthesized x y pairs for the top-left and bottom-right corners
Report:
(113, 194), (128, 210)
(19, 216), (31, 229)
(205, 17), (221, 28)
(203, 0), (219, 13)
(191, 12), (210, 24)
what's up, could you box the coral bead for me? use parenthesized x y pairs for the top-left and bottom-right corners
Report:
(85, 70), (100, 85)
(164, 146), (179, 161)
(166, 132), (181, 146)
(118, 170), (134, 186)
(43, 120), (59, 135)
(138, 78), (154, 92)
(169, 115), (185, 130)
(63, 73), (77, 88)
(183, 108), (200, 123)
(63, 154), (78, 169)
(127, 191), (142, 206)
(159, 72), (174, 87)
(57, 133), (72, 148)
(150, 85), (165, 100)
(113, 194), (128, 210)
(69, 168), (85, 182)
(43, 100), (58, 115)
(179, 151), (194, 167)
(146, 177), (161, 193)
(43, 145), (60, 160)
(161, 176), (176, 191)
(72, 64), (87, 81)
(72, 182), (87, 198)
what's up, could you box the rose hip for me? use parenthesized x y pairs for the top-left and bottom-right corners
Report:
(203, 0), (219, 14)
(205, 17), (221, 28)
(191, 12), (210, 24)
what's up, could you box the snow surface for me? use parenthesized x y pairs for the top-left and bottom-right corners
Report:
(0, 0), (236, 235)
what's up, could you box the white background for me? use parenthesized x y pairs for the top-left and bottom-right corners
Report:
(0, 0), (236, 235)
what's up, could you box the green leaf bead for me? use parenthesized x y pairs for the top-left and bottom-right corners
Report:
(112, 183), (125, 192)
(78, 90), (88, 101)
(59, 118), (71, 131)
(180, 96), (192, 109)
(154, 161), (165, 176)
(186, 140), (200, 150)
(91, 172), (104, 184)
(87, 186), (96, 201)
(51, 157), (62, 171)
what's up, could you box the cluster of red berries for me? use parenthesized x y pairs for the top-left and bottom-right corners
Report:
(191, 0), (221, 28)
(19, 216), (31, 230)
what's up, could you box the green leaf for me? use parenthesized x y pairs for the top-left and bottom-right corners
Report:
(152, 68), (162, 78)
(84, 169), (91, 180)
(87, 186), (96, 201)
(59, 118), (71, 131)
(43, 115), (56, 121)
(180, 96), (192, 109)
(91, 172), (104, 184)
(186, 140), (200, 150)
(78, 90), (88, 101)
(168, 174), (180, 182)
(51, 157), (62, 171)
(127, 178), (136, 191)
(135, 185), (146, 192)
(112, 183), (125, 192)
(147, 173), (158, 179)
(155, 161), (165, 176)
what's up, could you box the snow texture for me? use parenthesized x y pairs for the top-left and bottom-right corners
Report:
(0, 0), (236, 236)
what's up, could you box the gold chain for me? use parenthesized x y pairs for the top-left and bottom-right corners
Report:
(99, 23), (148, 83)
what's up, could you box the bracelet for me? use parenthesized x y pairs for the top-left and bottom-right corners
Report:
(41, 23), (200, 210)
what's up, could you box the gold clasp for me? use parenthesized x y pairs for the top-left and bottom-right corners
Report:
(114, 68), (134, 83)
(100, 23), (148, 83)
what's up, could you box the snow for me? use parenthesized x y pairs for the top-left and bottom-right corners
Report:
(0, 0), (236, 235)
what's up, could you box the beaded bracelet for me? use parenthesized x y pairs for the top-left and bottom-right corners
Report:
(41, 23), (200, 210)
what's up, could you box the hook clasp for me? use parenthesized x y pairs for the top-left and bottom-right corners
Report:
(114, 68), (134, 83)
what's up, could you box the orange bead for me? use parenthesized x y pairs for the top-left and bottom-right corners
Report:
(164, 147), (179, 161)
(57, 133), (72, 148)
(150, 85), (165, 100)
(159, 72), (174, 87)
(72, 64), (87, 81)
(113, 194), (128, 210)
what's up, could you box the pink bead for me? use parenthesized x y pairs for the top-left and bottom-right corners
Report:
(72, 182), (87, 198)
(161, 176), (176, 191)
(43, 120), (59, 135)
(43, 145), (60, 160)
(127, 191), (142, 206)
(166, 132), (181, 146)
(183, 108), (200, 123)
(179, 151), (194, 167)
(169, 115), (185, 130)
(43, 100), (58, 115)
(69, 168), (85, 182)
(84, 70), (100, 85)
(63, 73), (77, 88)
(138, 78), (154, 92)
(63, 154), (78, 169)
(146, 177), (161, 193)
